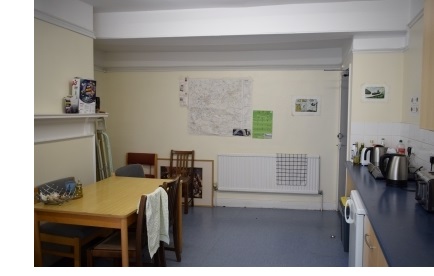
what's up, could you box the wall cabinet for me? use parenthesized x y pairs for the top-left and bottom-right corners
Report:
(363, 216), (388, 267)
(420, 0), (434, 130)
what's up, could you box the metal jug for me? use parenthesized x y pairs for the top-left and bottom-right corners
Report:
(364, 145), (387, 166)
(379, 153), (408, 187)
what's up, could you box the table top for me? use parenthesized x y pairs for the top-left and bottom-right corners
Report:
(346, 162), (434, 267)
(34, 176), (167, 218)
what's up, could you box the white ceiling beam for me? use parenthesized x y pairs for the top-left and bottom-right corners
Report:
(93, 0), (410, 39)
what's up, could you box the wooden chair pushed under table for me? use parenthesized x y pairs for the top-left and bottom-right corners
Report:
(169, 150), (195, 214)
(161, 176), (182, 262)
(127, 152), (158, 178)
(86, 186), (170, 266)
(34, 177), (110, 266)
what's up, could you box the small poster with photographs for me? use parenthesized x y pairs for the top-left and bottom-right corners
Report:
(362, 84), (388, 102)
(291, 96), (321, 116)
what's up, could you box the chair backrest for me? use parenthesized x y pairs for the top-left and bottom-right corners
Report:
(135, 188), (167, 266)
(127, 152), (158, 178)
(135, 194), (148, 266)
(169, 150), (195, 179)
(161, 176), (180, 227)
(115, 164), (145, 178)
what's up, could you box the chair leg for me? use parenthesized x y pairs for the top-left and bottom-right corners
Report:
(154, 243), (166, 267)
(73, 241), (81, 266)
(173, 224), (181, 262)
(190, 183), (194, 207)
(86, 249), (93, 267)
(184, 193), (188, 214)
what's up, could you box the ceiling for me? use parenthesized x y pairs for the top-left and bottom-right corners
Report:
(80, 0), (371, 13)
(72, 0), (409, 70)
(81, 0), (376, 54)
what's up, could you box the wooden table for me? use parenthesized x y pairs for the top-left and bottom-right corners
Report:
(34, 176), (182, 267)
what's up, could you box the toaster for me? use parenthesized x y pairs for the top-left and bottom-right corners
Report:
(415, 170), (434, 213)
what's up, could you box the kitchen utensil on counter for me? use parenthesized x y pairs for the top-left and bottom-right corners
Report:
(379, 153), (408, 187)
(364, 145), (387, 167)
(368, 162), (384, 179)
(415, 170), (434, 212)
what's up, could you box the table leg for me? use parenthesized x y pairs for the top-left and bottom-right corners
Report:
(34, 212), (42, 266)
(177, 184), (183, 252)
(120, 219), (129, 266)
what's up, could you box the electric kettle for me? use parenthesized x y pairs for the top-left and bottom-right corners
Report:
(361, 148), (370, 166)
(379, 153), (408, 187)
(364, 145), (387, 166)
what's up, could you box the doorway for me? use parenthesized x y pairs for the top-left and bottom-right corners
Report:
(337, 69), (349, 201)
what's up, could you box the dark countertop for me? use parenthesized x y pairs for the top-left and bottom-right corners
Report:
(346, 162), (434, 267)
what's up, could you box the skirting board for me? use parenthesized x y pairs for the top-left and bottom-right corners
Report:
(214, 194), (337, 211)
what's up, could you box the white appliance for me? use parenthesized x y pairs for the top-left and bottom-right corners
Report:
(361, 147), (370, 166)
(344, 190), (366, 266)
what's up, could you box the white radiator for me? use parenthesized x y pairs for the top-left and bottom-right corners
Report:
(217, 153), (320, 194)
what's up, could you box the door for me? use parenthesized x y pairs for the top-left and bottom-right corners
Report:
(337, 69), (349, 201)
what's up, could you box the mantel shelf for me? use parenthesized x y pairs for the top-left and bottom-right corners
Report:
(34, 113), (109, 144)
(34, 113), (108, 120)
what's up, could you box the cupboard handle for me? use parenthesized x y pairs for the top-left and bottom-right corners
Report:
(364, 234), (375, 249)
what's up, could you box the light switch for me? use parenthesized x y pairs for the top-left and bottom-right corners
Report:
(410, 96), (419, 114)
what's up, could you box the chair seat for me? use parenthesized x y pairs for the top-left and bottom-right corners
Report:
(92, 231), (137, 251)
(40, 223), (104, 238)
(87, 191), (168, 267)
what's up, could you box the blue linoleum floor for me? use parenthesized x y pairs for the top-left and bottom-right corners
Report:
(53, 206), (348, 267)
(164, 206), (348, 267)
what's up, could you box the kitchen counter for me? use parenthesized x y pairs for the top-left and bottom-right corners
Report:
(346, 162), (434, 267)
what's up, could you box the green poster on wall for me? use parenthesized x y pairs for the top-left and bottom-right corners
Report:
(252, 110), (273, 139)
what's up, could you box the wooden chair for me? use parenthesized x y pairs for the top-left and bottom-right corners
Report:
(127, 152), (158, 178)
(86, 190), (168, 267)
(34, 177), (111, 266)
(169, 150), (195, 214)
(161, 176), (182, 262)
(114, 164), (145, 178)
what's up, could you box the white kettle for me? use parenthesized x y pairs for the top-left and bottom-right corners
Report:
(361, 147), (370, 166)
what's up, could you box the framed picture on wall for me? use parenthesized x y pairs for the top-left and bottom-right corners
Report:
(158, 158), (214, 207)
(361, 84), (389, 102)
(291, 96), (321, 116)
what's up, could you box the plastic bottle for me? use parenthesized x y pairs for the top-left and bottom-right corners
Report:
(74, 179), (83, 198)
(397, 140), (405, 155)
(352, 142), (360, 165)
(359, 143), (365, 156)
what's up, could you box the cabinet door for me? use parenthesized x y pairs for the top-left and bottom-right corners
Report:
(345, 169), (355, 197)
(363, 216), (388, 267)
(420, 0), (434, 130)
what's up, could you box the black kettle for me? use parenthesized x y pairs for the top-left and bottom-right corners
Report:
(379, 153), (408, 187)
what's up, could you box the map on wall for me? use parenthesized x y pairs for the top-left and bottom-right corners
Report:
(187, 78), (252, 136)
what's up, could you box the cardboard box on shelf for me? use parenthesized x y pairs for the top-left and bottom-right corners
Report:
(71, 78), (96, 114)
(63, 95), (78, 113)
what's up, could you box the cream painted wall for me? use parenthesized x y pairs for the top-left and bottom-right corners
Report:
(95, 70), (341, 210)
(34, 137), (95, 185)
(34, 19), (96, 186)
(351, 52), (404, 123)
(34, 19), (94, 114)
(403, 16), (423, 125)
(349, 14), (434, 172)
